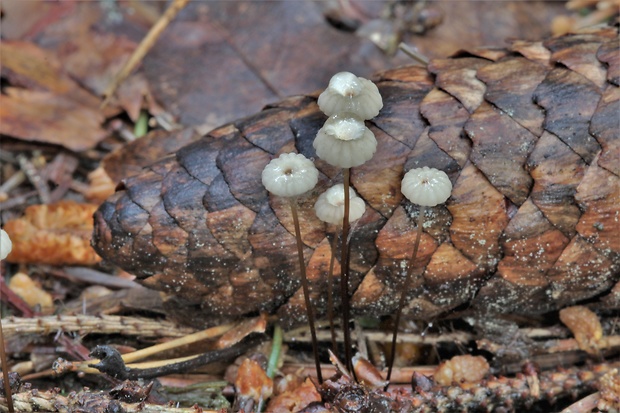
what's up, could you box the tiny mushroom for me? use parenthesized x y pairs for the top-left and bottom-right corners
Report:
(314, 184), (366, 225)
(0, 229), (12, 261)
(401, 166), (452, 207)
(261, 152), (323, 382)
(261, 153), (319, 198)
(313, 113), (377, 169)
(317, 71), (383, 120)
(386, 166), (452, 387)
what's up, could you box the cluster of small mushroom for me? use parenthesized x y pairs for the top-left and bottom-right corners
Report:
(261, 71), (383, 380)
(313, 73), (385, 372)
(313, 71), (383, 222)
(261, 71), (454, 384)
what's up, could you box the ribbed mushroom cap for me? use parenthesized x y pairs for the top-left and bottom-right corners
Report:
(318, 72), (383, 120)
(262, 153), (319, 198)
(314, 184), (366, 225)
(401, 167), (452, 207)
(313, 113), (377, 168)
(1, 229), (12, 261)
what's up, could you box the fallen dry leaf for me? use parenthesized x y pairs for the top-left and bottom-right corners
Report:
(433, 354), (490, 386)
(267, 378), (321, 413)
(0, 88), (107, 152)
(598, 368), (620, 411)
(3, 201), (101, 265)
(235, 358), (273, 403)
(85, 166), (117, 205)
(8, 272), (54, 313)
(559, 305), (604, 355)
(0, 41), (108, 151)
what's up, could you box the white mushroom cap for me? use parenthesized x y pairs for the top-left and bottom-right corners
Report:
(318, 72), (383, 120)
(262, 153), (319, 198)
(401, 167), (452, 207)
(1, 229), (12, 261)
(314, 184), (366, 225)
(313, 113), (377, 168)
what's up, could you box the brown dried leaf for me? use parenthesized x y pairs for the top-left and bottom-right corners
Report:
(559, 305), (603, 355)
(85, 166), (117, 205)
(598, 368), (620, 411)
(4, 201), (101, 265)
(7, 272), (54, 312)
(267, 378), (321, 413)
(235, 358), (273, 402)
(433, 355), (490, 386)
(0, 88), (106, 152)
(0, 39), (109, 151)
(352, 354), (388, 389)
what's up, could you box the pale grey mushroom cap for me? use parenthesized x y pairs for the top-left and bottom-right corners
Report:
(314, 184), (366, 225)
(313, 113), (377, 168)
(317, 72), (383, 120)
(401, 167), (452, 207)
(1, 229), (12, 261)
(262, 153), (319, 198)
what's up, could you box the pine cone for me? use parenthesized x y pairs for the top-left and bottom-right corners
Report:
(93, 26), (619, 326)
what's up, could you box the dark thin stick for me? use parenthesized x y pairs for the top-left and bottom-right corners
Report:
(290, 200), (323, 383)
(341, 168), (354, 375)
(385, 206), (426, 387)
(89, 334), (265, 380)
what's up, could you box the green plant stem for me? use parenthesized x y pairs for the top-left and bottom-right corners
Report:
(134, 110), (149, 138)
(289, 199), (322, 383)
(385, 205), (425, 388)
(266, 324), (282, 379)
(341, 168), (354, 375)
(0, 273), (14, 413)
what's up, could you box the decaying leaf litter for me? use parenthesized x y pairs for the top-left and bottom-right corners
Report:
(0, 1), (619, 412)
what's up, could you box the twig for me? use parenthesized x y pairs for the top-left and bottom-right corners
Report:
(0, 191), (37, 211)
(319, 360), (620, 412)
(99, 322), (234, 365)
(0, 172), (25, 197)
(478, 335), (620, 355)
(88, 334), (265, 380)
(16, 154), (50, 204)
(1, 315), (194, 339)
(398, 42), (429, 65)
(101, 0), (190, 108)
(1, 389), (223, 413)
(283, 326), (476, 345)
(48, 267), (141, 289)
(560, 392), (601, 413)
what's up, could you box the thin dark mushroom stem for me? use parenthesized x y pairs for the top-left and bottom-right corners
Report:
(341, 167), (354, 375)
(289, 199), (323, 383)
(385, 205), (426, 387)
(327, 238), (338, 355)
